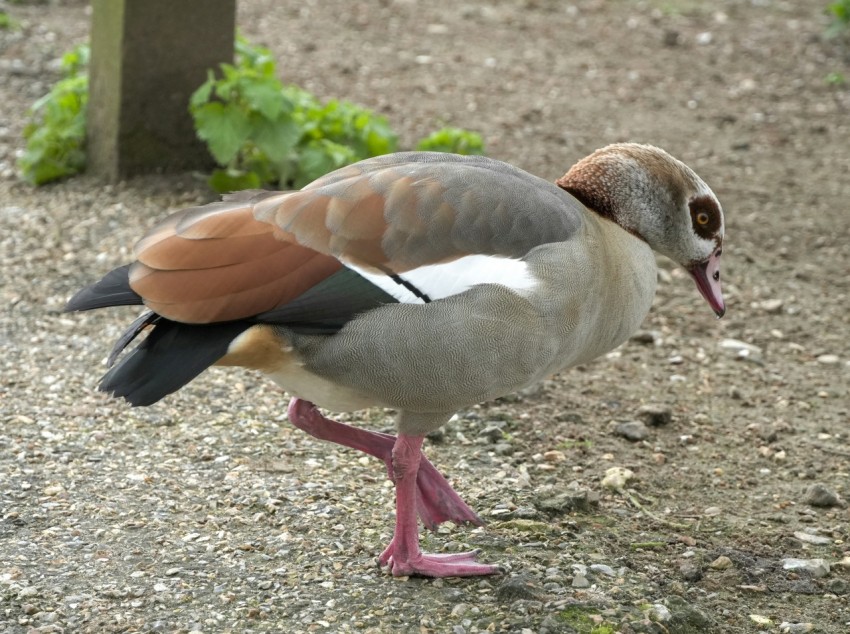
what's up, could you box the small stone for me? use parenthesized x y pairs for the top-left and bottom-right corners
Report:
(636, 404), (672, 427)
(650, 603), (672, 622)
(493, 443), (514, 456)
(827, 578), (848, 595)
(793, 531), (831, 545)
(42, 484), (64, 496)
(781, 558), (830, 578)
(601, 467), (634, 489)
(542, 450), (566, 463)
(758, 298), (784, 313)
(662, 29), (680, 47)
(680, 562), (703, 582)
(703, 506), (722, 516)
(816, 354), (840, 365)
(479, 422), (506, 443)
(661, 596), (715, 630)
(802, 483), (843, 508)
(496, 576), (544, 602)
(614, 420), (649, 442)
(450, 603), (469, 617)
(719, 338), (763, 360)
(499, 518), (551, 533)
(709, 555), (733, 570)
(630, 330), (660, 345)
(153, 583), (167, 592)
(749, 614), (773, 627)
(534, 490), (598, 515)
(426, 428), (446, 443)
(779, 623), (815, 633)
(571, 573), (590, 588)
(589, 564), (615, 577)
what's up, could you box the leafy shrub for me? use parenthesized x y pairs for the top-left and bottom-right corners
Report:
(826, 0), (850, 38)
(190, 38), (401, 192)
(20, 37), (485, 190)
(18, 45), (89, 185)
(416, 127), (484, 155)
(0, 11), (21, 30)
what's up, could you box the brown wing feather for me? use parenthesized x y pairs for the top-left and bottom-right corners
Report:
(130, 201), (341, 324)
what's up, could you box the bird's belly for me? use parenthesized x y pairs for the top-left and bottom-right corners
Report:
(216, 323), (382, 412)
(265, 359), (383, 413)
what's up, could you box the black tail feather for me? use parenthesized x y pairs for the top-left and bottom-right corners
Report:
(107, 311), (160, 367)
(100, 319), (251, 406)
(65, 265), (143, 312)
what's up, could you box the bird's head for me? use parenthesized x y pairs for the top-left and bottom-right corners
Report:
(557, 143), (726, 318)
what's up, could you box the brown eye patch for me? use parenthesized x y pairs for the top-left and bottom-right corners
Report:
(689, 195), (721, 240)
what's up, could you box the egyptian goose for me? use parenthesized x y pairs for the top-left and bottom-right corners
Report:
(66, 144), (725, 577)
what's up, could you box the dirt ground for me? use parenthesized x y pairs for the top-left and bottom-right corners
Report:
(1, 0), (849, 632)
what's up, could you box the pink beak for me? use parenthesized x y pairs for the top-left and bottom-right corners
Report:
(688, 249), (725, 318)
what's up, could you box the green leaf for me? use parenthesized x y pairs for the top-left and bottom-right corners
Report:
(252, 115), (301, 164)
(416, 127), (484, 155)
(295, 139), (357, 188)
(19, 69), (87, 185)
(193, 102), (252, 165)
(241, 76), (287, 120)
(208, 168), (262, 193)
(189, 72), (215, 110)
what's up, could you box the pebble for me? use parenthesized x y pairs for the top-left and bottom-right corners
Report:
(793, 530), (832, 545)
(496, 576), (544, 602)
(779, 623), (814, 633)
(758, 298), (784, 313)
(494, 442), (514, 456)
(542, 450), (566, 463)
(749, 614), (773, 627)
(802, 483), (843, 508)
(601, 467), (634, 489)
(650, 603), (672, 622)
(534, 490), (599, 515)
(589, 564), (615, 577)
(827, 578), (848, 595)
(781, 558), (830, 578)
(636, 404), (672, 427)
(709, 555), (733, 570)
(479, 422), (506, 443)
(679, 562), (703, 582)
(613, 420), (649, 442)
(630, 330), (660, 345)
(719, 338), (763, 361)
(816, 354), (840, 365)
(571, 573), (590, 588)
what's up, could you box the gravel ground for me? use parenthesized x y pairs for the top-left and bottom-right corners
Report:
(1, 1), (849, 633)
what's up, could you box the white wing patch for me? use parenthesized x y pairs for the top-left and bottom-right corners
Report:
(348, 254), (537, 304)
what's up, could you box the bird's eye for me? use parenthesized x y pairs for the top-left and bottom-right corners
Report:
(696, 212), (710, 226)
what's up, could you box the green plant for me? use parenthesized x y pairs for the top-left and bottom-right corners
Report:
(193, 38), (486, 192)
(0, 11), (20, 30)
(416, 126), (485, 155)
(20, 36), (485, 190)
(826, 0), (850, 37)
(826, 71), (847, 85)
(191, 37), (400, 192)
(18, 44), (89, 185)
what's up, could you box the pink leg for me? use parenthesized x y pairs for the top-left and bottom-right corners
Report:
(287, 398), (482, 529)
(378, 434), (503, 577)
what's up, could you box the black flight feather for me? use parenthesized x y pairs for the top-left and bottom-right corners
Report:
(64, 265), (143, 312)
